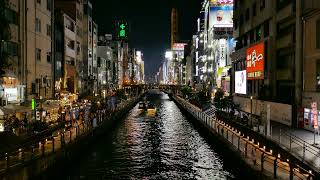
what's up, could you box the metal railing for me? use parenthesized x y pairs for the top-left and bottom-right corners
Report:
(175, 96), (315, 180)
(272, 128), (320, 172)
(0, 96), (140, 175)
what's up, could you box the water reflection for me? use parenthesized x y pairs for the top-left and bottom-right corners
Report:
(53, 92), (244, 179)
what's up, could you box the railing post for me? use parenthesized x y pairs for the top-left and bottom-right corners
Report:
(261, 152), (265, 172)
(231, 133), (234, 144)
(274, 157), (278, 179)
(289, 135), (292, 152)
(245, 142), (248, 157)
(70, 130), (72, 142)
(226, 128), (229, 140)
(42, 142), (45, 156)
(279, 129), (282, 144)
(52, 137), (55, 153)
(303, 142), (306, 160)
(6, 153), (9, 169)
(289, 164), (294, 180)
(31, 145), (34, 158)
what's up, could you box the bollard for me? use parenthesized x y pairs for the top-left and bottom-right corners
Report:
(70, 130), (72, 142)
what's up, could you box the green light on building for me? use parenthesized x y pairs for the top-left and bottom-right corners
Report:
(32, 99), (36, 110)
(119, 23), (127, 38)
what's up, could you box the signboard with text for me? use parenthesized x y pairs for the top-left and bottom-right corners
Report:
(311, 102), (318, 129)
(246, 43), (265, 80)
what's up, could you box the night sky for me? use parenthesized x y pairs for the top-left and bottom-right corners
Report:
(92, 0), (202, 79)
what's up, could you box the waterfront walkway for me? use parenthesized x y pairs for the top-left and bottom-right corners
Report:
(175, 96), (316, 180)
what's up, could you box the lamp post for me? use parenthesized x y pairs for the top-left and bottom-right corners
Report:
(250, 96), (253, 127)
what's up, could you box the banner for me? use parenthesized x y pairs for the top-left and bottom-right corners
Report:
(235, 70), (247, 94)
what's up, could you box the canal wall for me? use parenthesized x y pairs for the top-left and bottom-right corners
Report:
(171, 95), (316, 180)
(0, 95), (143, 180)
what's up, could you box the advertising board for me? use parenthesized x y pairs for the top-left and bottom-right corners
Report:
(209, 2), (233, 29)
(235, 70), (247, 94)
(246, 43), (265, 80)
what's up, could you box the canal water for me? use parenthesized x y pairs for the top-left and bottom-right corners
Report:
(50, 92), (255, 179)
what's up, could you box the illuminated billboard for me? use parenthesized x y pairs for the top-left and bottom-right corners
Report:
(246, 43), (265, 80)
(235, 70), (247, 94)
(172, 43), (186, 51)
(209, 1), (233, 29)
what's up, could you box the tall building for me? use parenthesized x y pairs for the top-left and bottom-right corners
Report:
(0, 0), (26, 105)
(54, 0), (84, 97)
(171, 8), (178, 49)
(231, 0), (307, 127)
(54, 10), (77, 94)
(26, 0), (54, 100)
(300, 1), (320, 130)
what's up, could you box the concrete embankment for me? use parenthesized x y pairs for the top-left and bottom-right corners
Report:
(1, 95), (143, 180)
(171, 94), (316, 180)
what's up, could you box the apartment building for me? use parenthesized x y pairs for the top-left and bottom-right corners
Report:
(26, 0), (54, 100)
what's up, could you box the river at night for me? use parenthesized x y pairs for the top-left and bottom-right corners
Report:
(47, 92), (255, 179)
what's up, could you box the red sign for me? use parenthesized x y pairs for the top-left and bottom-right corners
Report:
(311, 102), (318, 129)
(246, 43), (265, 80)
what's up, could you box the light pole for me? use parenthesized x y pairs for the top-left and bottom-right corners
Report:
(250, 96), (253, 127)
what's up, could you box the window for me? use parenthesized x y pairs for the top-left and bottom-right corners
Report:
(2, 41), (18, 56)
(317, 19), (320, 49)
(35, 18), (41, 32)
(243, 34), (248, 46)
(5, 8), (18, 25)
(256, 26), (262, 41)
(67, 40), (75, 50)
(47, 52), (51, 63)
(260, 0), (265, 10)
(76, 41), (81, 55)
(250, 30), (255, 43)
(317, 60), (320, 91)
(239, 14), (244, 26)
(47, 0), (52, 11)
(46, 24), (51, 37)
(252, 3), (257, 16)
(36, 48), (41, 61)
(76, 26), (82, 37)
(264, 21), (269, 38)
(234, 18), (238, 29)
(37, 0), (41, 4)
(245, 8), (249, 21)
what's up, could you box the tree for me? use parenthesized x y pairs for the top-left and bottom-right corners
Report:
(116, 89), (127, 100)
(0, 0), (11, 75)
(181, 85), (192, 98)
(214, 88), (224, 111)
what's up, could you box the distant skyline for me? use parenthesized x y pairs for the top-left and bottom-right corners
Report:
(92, 0), (202, 78)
